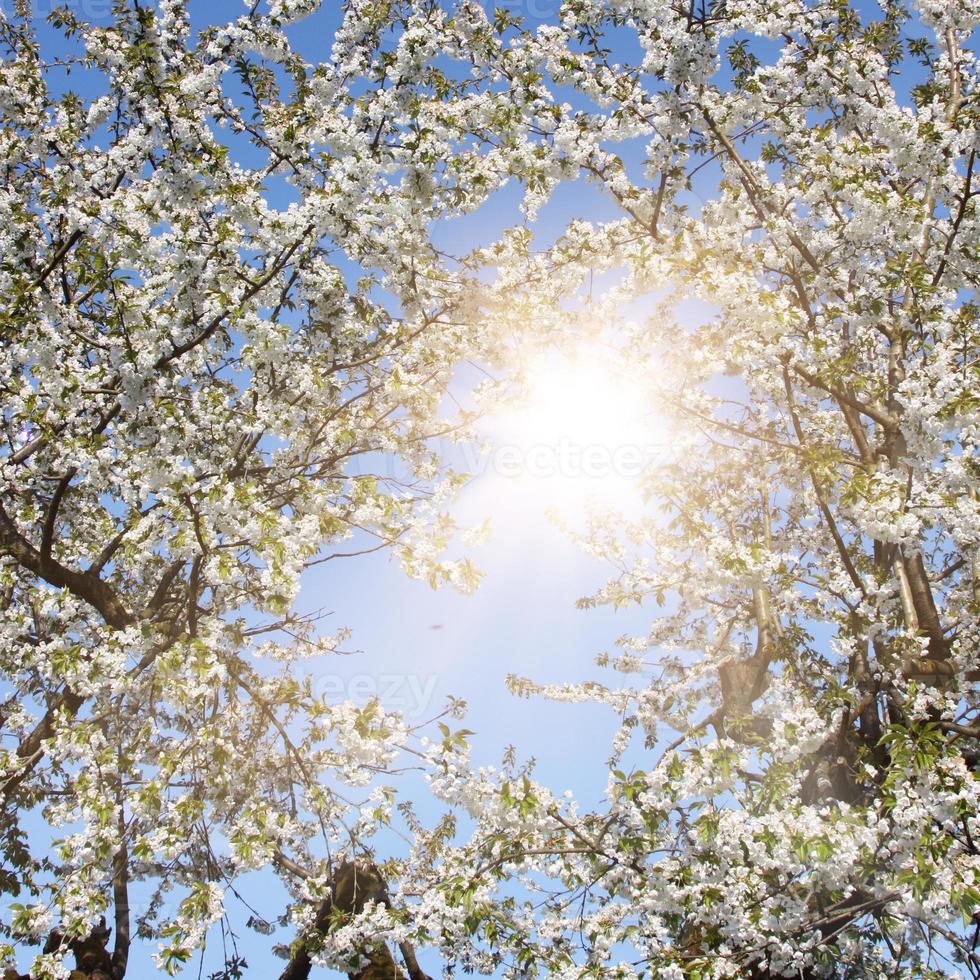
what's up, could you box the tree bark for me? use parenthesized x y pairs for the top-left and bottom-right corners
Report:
(279, 861), (431, 980)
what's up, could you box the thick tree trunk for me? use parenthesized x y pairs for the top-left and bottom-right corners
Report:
(279, 861), (430, 980)
(4, 919), (119, 980)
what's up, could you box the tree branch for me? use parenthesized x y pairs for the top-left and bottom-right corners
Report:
(0, 500), (133, 629)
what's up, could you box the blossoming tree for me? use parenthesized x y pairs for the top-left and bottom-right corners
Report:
(0, 1), (505, 976)
(1, 0), (979, 978)
(390, 0), (980, 977)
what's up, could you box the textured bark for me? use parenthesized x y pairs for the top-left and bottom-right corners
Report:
(279, 861), (431, 980)
(717, 586), (779, 741)
(4, 919), (119, 980)
(0, 502), (133, 630)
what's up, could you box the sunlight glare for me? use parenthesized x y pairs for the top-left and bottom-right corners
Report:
(484, 343), (663, 514)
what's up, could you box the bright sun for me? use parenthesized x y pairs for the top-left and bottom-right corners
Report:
(483, 343), (662, 512)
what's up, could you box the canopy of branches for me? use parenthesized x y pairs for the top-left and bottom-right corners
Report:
(0, 0), (977, 977)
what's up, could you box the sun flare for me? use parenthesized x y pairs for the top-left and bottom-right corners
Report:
(485, 344), (663, 512)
